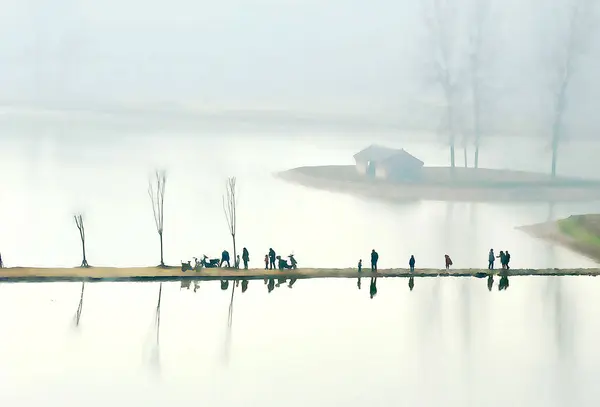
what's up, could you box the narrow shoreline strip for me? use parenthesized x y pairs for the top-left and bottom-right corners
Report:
(0, 267), (599, 283)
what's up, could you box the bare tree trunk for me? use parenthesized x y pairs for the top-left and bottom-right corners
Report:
(149, 171), (167, 267)
(470, 0), (488, 170)
(551, 89), (567, 178)
(74, 214), (89, 268)
(81, 240), (87, 265)
(159, 231), (164, 268)
(423, 0), (458, 169)
(232, 235), (237, 269)
(549, 0), (589, 178)
(446, 84), (456, 169)
(223, 177), (238, 267)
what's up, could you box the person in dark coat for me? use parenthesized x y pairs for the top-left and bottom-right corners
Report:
(409, 255), (416, 272)
(445, 254), (453, 270)
(358, 259), (362, 273)
(242, 247), (250, 269)
(497, 251), (506, 269)
(371, 249), (379, 272)
(505, 251), (511, 269)
(269, 248), (276, 270)
(220, 250), (231, 268)
(488, 249), (495, 270)
(264, 254), (269, 270)
(0, 252), (3, 268)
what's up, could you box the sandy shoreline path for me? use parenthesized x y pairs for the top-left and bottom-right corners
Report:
(1, 266), (600, 282)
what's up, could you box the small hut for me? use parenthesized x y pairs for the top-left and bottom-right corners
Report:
(353, 144), (424, 181)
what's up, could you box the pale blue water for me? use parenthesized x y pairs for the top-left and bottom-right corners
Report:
(0, 276), (599, 407)
(0, 132), (599, 270)
(1, 131), (600, 406)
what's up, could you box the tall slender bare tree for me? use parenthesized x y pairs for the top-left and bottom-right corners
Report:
(223, 177), (238, 268)
(422, 0), (460, 169)
(148, 171), (167, 267)
(74, 214), (89, 267)
(469, 0), (491, 169)
(548, 0), (593, 178)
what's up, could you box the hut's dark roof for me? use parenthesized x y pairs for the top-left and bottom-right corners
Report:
(353, 144), (424, 167)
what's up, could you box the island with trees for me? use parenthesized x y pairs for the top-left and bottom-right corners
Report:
(277, 144), (600, 203)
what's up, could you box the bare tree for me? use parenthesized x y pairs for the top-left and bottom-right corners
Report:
(223, 177), (238, 268)
(74, 214), (89, 267)
(148, 171), (167, 267)
(549, 0), (593, 178)
(422, 0), (460, 168)
(468, 0), (491, 169)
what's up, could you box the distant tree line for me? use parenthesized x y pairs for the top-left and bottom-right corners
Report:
(421, 0), (594, 177)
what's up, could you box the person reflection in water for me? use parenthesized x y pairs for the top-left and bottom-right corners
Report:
(499, 274), (510, 291)
(220, 280), (229, 290)
(357, 277), (362, 290)
(369, 277), (378, 299)
(242, 279), (249, 293)
(408, 276), (414, 291)
(487, 275), (494, 291)
(267, 278), (275, 293)
(288, 278), (297, 288)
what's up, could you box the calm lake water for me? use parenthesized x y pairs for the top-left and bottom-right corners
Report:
(1, 276), (600, 406)
(1, 131), (600, 269)
(1, 129), (600, 406)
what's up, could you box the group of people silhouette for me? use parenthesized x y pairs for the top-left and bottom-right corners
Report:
(358, 250), (455, 273)
(355, 249), (512, 273)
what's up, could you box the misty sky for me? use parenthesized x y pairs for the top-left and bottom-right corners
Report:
(1, 0), (599, 137)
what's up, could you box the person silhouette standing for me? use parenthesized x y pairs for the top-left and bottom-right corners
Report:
(242, 247), (250, 269)
(269, 248), (276, 270)
(409, 255), (415, 272)
(445, 254), (453, 271)
(488, 249), (495, 270)
(371, 249), (379, 272)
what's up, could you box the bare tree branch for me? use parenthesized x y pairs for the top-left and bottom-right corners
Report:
(222, 177), (238, 268)
(148, 170), (167, 267)
(468, 0), (491, 169)
(74, 213), (89, 267)
(422, 0), (460, 168)
(549, 0), (593, 178)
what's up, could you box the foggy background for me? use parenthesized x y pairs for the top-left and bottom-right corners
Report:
(1, 0), (599, 139)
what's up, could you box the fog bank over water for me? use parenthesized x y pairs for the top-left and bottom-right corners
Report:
(1, 0), (599, 138)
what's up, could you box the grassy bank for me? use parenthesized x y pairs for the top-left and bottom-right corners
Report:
(520, 214), (600, 262)
(0, 266), (599, 283)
